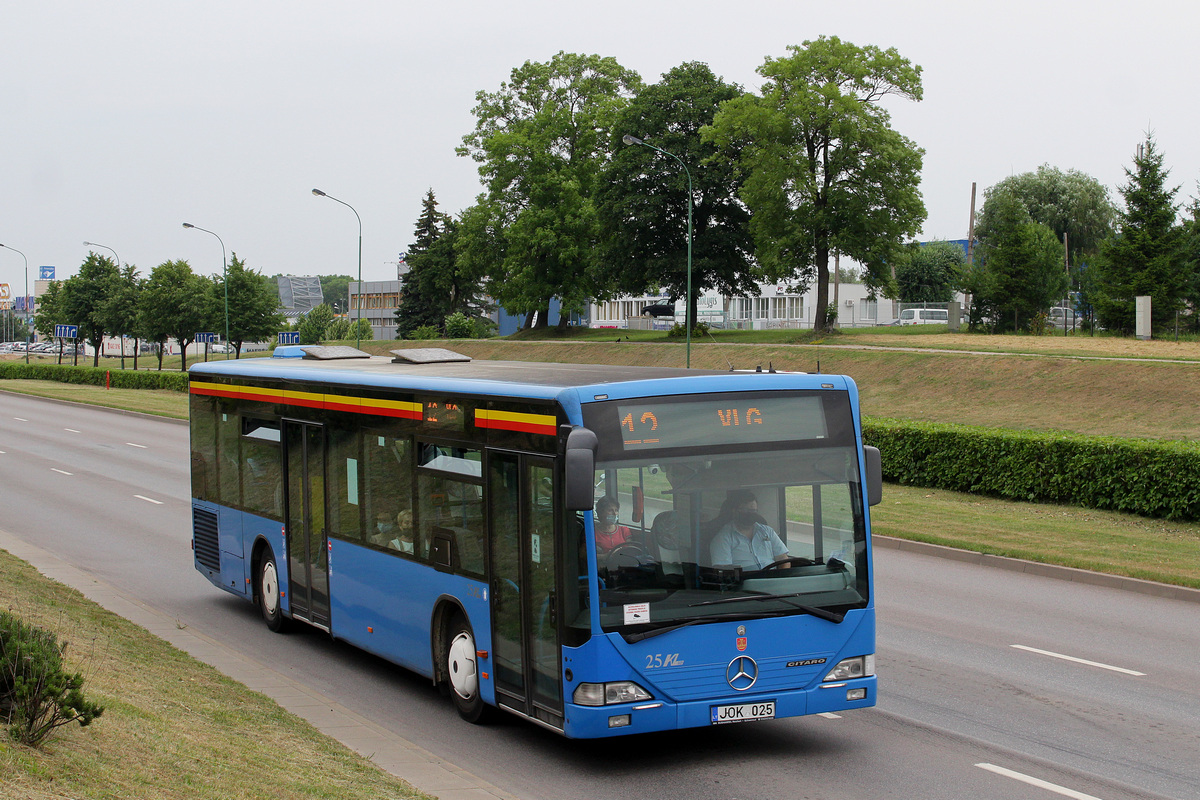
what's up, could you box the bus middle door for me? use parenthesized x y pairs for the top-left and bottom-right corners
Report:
(282, 419), (331, 631)
(488, 452), (563, 730)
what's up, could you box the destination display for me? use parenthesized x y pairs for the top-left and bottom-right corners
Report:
(616, 395), (826, 451)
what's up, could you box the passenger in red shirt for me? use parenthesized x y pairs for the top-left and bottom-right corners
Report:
(594, 495), (630, 553)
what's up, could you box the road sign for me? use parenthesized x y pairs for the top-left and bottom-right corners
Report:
(195, 332), (219, 344)
(39, 266), (55, 280)
(278, 331), (300, 345)
(55, 324), (78, 339)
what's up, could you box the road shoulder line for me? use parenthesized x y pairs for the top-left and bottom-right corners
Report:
(873, 534), (1200, 604)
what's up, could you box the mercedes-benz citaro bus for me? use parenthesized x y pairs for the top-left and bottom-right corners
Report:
(189, 346), (881, 738)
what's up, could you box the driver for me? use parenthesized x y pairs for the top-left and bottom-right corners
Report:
(594, 495), (631, 553)
(709, 490), (790, 570)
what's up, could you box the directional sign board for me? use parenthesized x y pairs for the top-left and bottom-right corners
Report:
(195, 332), (219, 344)
(55, 324), (78, 339)
(278, 331), (301, 345)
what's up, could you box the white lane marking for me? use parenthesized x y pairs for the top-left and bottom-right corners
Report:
(65, 428), (81, 433)
(134, 495), (163, 505)
(976, 763), (1104, 800)
(51, 468), (73, 476)
(817, 712), (841, 719)
(0, 450), (5, 454)
(14, 417), (28, 422)
(1011, 644), (1146, 676)
(126, 442), (147, 449)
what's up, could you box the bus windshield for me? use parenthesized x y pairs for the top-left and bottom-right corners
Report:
(579, 444), (870, 637)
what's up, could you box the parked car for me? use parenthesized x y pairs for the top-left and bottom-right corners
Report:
(1048, 307), (1080, 328)
(898, 308), (949, 325)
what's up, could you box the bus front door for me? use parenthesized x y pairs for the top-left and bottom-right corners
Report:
(283, 420), (331, 630)
(489, 453), (564, 730)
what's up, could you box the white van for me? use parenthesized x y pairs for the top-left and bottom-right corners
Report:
(898, 308), (948, 325)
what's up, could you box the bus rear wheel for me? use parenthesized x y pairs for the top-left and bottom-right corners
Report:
(446, 613), (489, 723)
(258, 549), (289, 633)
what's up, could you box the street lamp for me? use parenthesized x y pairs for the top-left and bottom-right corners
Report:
(83, 241), (124, 364)
(622, 134), (694, 368)
(182, 223), (229, 359)
(0, 243), (30, 364)
(312, 188), (364, 349)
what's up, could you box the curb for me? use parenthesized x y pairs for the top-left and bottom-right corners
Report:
(873, 534), (1200, 604)
(0, 527), (521, 800)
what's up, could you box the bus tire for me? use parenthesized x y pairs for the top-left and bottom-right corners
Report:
(258, 548), (289, 633)
(446, 613), (489, 723)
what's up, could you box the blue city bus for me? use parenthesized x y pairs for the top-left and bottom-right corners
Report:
(189, 346), (882, 738)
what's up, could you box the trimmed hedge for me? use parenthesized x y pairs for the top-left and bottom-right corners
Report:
(0, 362), (188, 391)
(864, 418), (1200, 521)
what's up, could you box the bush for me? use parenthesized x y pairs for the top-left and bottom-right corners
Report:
(407, 325), (441, 341)
(0, 363), (189, 391)
(667, 321), (710, 339)
(0, 610), (104, 747)
(443, 312), (474, 339)
(864, 418), (1200, 520)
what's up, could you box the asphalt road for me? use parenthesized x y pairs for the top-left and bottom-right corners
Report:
(1, 392), (1196, 800)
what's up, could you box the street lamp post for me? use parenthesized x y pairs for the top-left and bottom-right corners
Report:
(622, 134), (694, 368)
(312, 188), (363, 349)
(83, 241), (124, 365)
(0, 243), (30, 364)
(182, 223), (229, 359)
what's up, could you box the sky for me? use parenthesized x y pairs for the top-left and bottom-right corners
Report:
(3, 0), (1197, 295)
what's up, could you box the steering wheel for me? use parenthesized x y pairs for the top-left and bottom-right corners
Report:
(604, 542), (646, 571)
(760, 555), (817, 571)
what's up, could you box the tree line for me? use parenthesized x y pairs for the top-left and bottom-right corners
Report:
(888, 137), (1200, 334)
(397, 38), (1200, 338)
(397, 37), (927, 336)
(34, 254), (281, 370)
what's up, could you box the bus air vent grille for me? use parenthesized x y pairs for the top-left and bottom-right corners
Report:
(193, 508), (221, 571)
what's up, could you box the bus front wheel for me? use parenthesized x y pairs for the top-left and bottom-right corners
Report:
(445, 614), (489, 723)
(258, 550), (289, 633)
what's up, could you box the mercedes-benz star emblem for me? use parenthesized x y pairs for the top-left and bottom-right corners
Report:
(726, 656), (758, 691)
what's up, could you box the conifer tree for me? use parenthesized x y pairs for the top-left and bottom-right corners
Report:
(1093, 136), (1186, 334)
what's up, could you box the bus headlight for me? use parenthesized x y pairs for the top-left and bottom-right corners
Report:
(573, 681), (653, 706)
(823, 654), (875, 682)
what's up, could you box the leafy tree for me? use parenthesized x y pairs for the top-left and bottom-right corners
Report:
(1182, 197), (1200, 333)
(460, 51), (641, 329)
(596, 62), (755, 324)
(972, 192), (1068, 332)
(140, 260), (215, 371)
(298, 303), (335, 344)
(104, 265), (143, 369)
(214, 253), (283, 357)
(975, 165), (1117, 265)
(1092, 136), (1187, 334)
(705, 36), (926, 332)
(892, 241), (965, 302)
(61, 253), (120, 366)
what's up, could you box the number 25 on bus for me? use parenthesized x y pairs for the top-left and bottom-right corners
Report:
(189, 347), (882, 738)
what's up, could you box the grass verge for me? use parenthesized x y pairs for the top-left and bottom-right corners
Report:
(873, 484), (1200, 588)
(0, 548), (431, 800)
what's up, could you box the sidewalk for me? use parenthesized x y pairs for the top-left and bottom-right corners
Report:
(0, 527), (521, 800)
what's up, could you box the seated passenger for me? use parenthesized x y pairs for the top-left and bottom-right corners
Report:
(389, 509), (415, 553)
(709, 490), (790, 570)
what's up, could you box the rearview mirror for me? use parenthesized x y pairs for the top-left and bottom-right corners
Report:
(564, 427), (598, 511)
(864, 445), (882, 506)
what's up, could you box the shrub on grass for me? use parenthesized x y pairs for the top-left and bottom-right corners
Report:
(864, 418), (1200, 520)
(0, 610), (104, 747)
(0, 363), (188, 391)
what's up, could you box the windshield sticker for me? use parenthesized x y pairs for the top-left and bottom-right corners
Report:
(624, 602), (650, 625)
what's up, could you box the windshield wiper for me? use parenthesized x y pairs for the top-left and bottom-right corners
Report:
(689, 592), (845, 623)
(621, 610), (789, 643)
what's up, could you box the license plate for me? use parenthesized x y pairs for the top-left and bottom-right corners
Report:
(711, 700), (776, 724)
